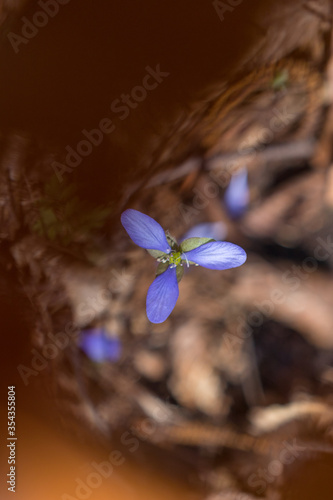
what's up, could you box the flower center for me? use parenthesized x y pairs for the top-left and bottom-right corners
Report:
(168, 251), (182, 267)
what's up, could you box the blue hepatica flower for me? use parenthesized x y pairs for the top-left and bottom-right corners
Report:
(224, 167), (249, 218)
(79, 328), (122, 362)
(121, 209), (247, 324)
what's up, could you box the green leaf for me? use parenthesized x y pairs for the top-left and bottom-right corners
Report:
(40, 207), (58, 226)
(156, 262), (169, 276)
(272, 69), (289, 90)
(180, 237), (215, 252)
(176, 266), (184, 283)
(147, 249), (168, 259)
(47, 225), (57, 240)
(166, 233), (178, 250)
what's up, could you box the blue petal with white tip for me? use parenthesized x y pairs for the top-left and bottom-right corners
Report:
(121, 209), (171, 253)
(146, 266), (179, 323)
(184, 241), (247, 270)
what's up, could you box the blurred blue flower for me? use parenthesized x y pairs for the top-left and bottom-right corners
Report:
(181, 221), (227, 242)
(224, 167), (249, 218)
(79, 328), (122, 362)
(121, 209), (247, 324)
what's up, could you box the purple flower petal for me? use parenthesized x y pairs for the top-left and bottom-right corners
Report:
(79, 328), (122, 362)
(146, 266), (179, 323)
(121, 209), (171, 253)
(224, 167), (249, 218)
(180, 221), (227, 242)
(184, 241), (247, 270)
